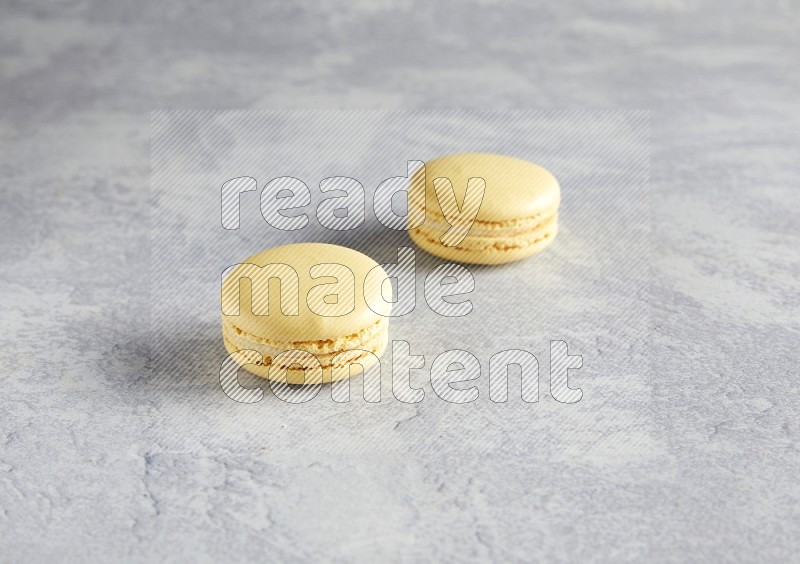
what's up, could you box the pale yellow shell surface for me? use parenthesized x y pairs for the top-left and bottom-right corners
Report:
(411, 152), (560, 223)
(221, 243), (390, 342)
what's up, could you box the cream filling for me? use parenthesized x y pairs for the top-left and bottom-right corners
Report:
(410, 202), (558, 235)
(222, 318), (388, 369)
(412, 215), (558, 252)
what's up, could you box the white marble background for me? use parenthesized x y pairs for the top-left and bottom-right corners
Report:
(1, 1), (798, 562)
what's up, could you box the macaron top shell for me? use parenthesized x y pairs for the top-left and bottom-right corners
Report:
(221, 243), (389, 342)
(412, 153), (560, 222)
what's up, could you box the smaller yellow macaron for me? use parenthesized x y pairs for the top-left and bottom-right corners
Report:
(408, 153), (560, 265)
(221, 243), (390, 385)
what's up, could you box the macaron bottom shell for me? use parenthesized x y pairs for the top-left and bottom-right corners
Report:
(409, 219), (558, 265)
(222, 321), (389, 385)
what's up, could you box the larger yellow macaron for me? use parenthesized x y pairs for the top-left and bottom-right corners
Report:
(221, 243), (390, 385)
(408, 153), (560, 265)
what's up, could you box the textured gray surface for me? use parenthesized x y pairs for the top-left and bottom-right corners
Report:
(1, 1), (799, 563)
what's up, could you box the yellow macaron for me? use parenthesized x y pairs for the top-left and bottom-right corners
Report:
(408, 153), (560, 264)
(221, 243), (390, 385)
